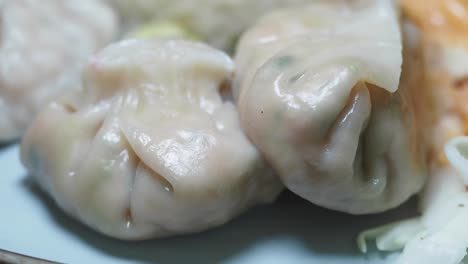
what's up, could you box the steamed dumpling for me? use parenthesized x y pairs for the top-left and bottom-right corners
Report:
(20, 39), (283, 240)
(0, 0), (117, 142)
(106, 0), (313, 51)
(234, 0), (428, 214)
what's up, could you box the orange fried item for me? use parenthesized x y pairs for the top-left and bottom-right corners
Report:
(401, 0), (468, 165)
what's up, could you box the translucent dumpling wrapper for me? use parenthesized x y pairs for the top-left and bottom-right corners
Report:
(234, 0), (428, 214)
(0, 0), (117, 142)
(20, 39), (283, 240)
(358, 1), (468, 263)
(105, 0), (313, 52)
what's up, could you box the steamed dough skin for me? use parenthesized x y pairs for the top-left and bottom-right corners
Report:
(0, 0), (117, 142)
(235, 0), (427, 214)
(21, 39), (283, 240)
(106, 0), (312, 51)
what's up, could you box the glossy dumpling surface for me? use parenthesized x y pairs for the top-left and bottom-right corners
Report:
(235, 0), (427, 214)
(21, 39), (283, 239)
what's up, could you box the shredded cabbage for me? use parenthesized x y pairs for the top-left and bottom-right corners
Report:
(446, 137), (468, 181)
(358, 137), (468, 264)
(357, 218), (423, 253)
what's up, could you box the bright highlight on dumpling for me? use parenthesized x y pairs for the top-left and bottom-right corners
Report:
(20, 39), (283, 240)
(234, 0), (427, 214)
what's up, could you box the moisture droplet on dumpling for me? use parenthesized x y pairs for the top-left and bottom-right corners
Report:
(21, 38), (283, 240)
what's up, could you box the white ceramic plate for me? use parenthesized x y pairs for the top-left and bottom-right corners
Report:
(1, 144), (416, 264)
